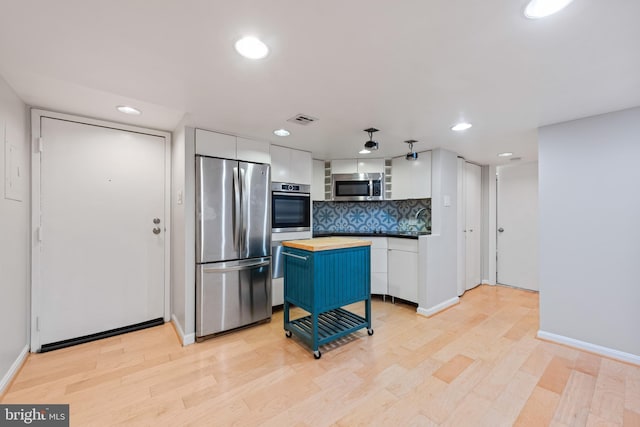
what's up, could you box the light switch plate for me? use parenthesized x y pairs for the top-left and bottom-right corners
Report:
(443, 195), (451, 207)
(4, 123), (23, 202)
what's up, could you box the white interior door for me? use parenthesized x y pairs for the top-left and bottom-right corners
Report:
(497, 162), (538, 291)
(464, 162), (482, 291)
(35, 116), (166, 349)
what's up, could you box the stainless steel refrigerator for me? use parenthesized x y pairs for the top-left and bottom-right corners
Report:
(195, 156), (272, 339)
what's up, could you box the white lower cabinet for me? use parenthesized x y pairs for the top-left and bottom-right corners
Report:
(387, 238), (419, 303)
(272, 277), (284, 306)
(369, 237), (388, 294)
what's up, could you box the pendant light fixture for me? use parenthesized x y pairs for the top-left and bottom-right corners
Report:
(405, 140), (418, 160)
(363, 128), (379, 151)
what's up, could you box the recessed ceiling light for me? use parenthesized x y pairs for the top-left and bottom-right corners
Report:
(359, 148), (371, 154)
(498, 152), (513, 157)
(524, 0), (575, 19)
(273, 128), (290, 137)
(116, 105), (141, 115)
(234, 36), (269, 59)
(451, 122), (472, 131)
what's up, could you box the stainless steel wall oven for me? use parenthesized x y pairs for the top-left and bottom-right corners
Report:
(271, 182), (311, 232)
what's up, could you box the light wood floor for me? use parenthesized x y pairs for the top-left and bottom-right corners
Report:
(2, 285), (639, 426)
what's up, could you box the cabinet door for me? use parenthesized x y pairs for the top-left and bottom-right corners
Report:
(237, 137), (270, 164)
(331, 159), (358, 174)
(371, 247), (388, 273)
(312, 159), (326, 201)
(371, 247), (388, 294)
(411, 151), (431, 198)
(464, 162), (482, 290)
(391, 151), (431, 199)
(391, 157), (410, 199)
(272, 277), (284, 306)
(357, 158), (385, 174)
(289, 149), (312, 185)
(195, 129), (236, 158)
(270, 145), (290, 182)
(371, 273), (388, 295)
(388, 249), (418, 303)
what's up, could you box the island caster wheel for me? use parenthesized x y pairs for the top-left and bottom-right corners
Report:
(285, 330), (292, 338)
(367, 328), (374, 336)
(313, 350), (322, 359)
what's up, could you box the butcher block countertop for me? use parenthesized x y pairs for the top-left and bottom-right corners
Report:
(282, 237), (372, 252)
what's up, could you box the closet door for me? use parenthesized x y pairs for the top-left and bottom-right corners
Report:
(464, 162), (482, 291)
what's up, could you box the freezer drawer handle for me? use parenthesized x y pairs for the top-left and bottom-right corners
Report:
(282, 252), (308, 261)
(203, 260), (270, 273)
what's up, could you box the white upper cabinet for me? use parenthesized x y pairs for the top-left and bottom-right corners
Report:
(391, 151), (432, 199)
(312, 159), (326, 201)
(195, 129), (236, 158)
(290, 148), (312, 185)
(330, 159), (358, 174)
(270, 145), (312, 185)
(357, 159), (385, 174)
(270, 145), (290, 182)
(331, 158), (385, 175)
(237, 137), (270, 164)
(194, 129), (270, 164)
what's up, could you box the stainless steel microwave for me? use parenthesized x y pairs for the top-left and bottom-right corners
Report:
(331, 173), (384, 201)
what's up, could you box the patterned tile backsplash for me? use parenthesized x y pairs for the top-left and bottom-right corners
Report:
(313, 199), (431, 233)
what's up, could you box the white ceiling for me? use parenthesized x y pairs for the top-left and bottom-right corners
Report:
(0, 0), (638, 165)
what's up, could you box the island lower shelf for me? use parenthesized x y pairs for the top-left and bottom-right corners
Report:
(282, 239), (373, 359)
(286, 308), (369, 347)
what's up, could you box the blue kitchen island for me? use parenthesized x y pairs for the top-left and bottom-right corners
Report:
(282, 237), (373, 359)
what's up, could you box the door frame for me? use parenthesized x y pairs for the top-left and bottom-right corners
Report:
(30, 109), (172, 352)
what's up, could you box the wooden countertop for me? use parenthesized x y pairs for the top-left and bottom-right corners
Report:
(282, 237), (372, 252)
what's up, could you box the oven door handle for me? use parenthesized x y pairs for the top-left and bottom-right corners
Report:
(272, 192), (310, 197)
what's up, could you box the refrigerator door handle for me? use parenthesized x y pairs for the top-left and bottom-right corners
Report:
(202, 259), (270, 274)
(239, 165), (247, 256)
(232, 166), (241, 251)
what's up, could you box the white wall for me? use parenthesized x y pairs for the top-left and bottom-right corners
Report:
(170, 122), (196, 345)
(539, 106), (640, 359)
(0, 75), (30, 393)
(170, 122), (186, 341)
(419, 148), (459, 315)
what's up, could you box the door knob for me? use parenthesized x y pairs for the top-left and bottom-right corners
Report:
(153, 227), (161, 235)
(153, 218), (161, 224)
(498, 227), (504, 233)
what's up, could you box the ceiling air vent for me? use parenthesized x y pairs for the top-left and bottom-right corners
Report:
(287, 114), (318, 126)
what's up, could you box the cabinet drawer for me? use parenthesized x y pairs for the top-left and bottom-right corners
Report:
(368, 237), (388, 249)
(388, 238), (418, 252)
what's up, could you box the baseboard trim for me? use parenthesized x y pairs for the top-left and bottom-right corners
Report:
(0, 345), (29, 395)
(417, 297), (460, 318)
(171, 314), (195, 346)
(537, 330), (640, 366)
(481, 280), (493, 285)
